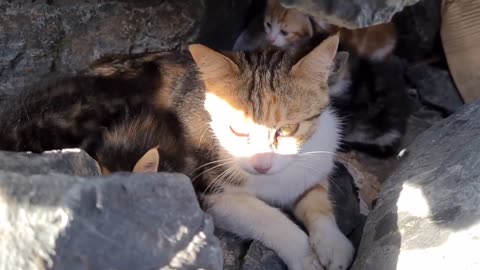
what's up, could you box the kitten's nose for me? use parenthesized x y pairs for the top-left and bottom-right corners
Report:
(251, 153), (273, 174)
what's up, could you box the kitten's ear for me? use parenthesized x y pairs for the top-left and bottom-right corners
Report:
(188, 44), (239, 80)
(133, 147), (159, 173)
(290, 33), (339, 79)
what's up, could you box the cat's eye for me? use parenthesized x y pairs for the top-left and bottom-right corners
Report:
(276, 124), (299, 137)
(265, 22), (271, 28)
(230, 126), (249, 137)
(280, 30), (288, 36)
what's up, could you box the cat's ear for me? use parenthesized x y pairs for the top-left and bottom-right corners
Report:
(188, 44), (239, 80)
(133, 147), (159, 173)
(290, 33), (339, 79)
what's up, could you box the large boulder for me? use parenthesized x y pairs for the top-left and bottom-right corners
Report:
(0, 150), (223, 270)
(280, 0), (420, 28)
(0, 0), (251, 95)
(351, 100), (480, 270)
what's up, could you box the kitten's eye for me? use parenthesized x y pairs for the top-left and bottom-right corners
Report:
(276, 124), (299, 137)
(265, 22), (271, 28)
(280, 30), (288, 36)
(230, 126), (249, 137)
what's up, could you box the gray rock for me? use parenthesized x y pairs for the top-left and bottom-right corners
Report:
(0, 168), (222, 269)
(242, 241), (286, 270)
(407, 64), (463, 114)
(216, 229), (251, 270)
(280, 0), (420, 28)
(0, 0), (250, 95)
(393, 0), (442, 61)
(0, 149), (100, 176)
(351, 100), (480, 270)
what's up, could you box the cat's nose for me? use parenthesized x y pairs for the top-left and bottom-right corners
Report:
(254, 165), (271, 174)
(251, 153), (273, 174)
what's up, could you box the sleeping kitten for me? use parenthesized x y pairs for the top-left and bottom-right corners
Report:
(330, 54), (410, 157)
(0, 58), (193, 176)
(262, 0), (397, 61)
(96, 110), (191, 175)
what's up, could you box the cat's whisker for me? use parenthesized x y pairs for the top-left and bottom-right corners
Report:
(201, 167), (235, 200)
(296, 163), (341, 191)
(191, 160), (235, 182)
(189, 158), (233, 174)
(197, 124), (211, 146)
(299, 150), (338, 156)
(298, 150), (360, 174)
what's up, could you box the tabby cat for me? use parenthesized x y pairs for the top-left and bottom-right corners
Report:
(0, 35), (354, 270)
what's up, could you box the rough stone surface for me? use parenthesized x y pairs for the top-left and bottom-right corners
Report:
(0, 151), (223, 270)
(351, 100), (480, 270)
(407, 64), (463, 114)
(0, 0), (251, 95)
(0, 149), (100, 176)
(280, 0), (420, 28)
(393, 0), (442, 61)
(242, 241), (287, 270)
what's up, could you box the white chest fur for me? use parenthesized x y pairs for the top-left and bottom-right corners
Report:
(226, 108), (340, 206)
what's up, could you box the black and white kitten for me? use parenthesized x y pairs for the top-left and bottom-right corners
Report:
(330, 53), (411, 157)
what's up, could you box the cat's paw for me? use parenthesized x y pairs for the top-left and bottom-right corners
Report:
(287, 249), (324, 270)
(309, 220), (354, 270)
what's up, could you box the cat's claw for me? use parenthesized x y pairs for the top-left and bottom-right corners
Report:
(309, 222), (354, 270)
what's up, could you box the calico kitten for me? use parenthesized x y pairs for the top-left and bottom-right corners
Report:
(263, 0), (313, 48)
(261, 0), (397, 61)
(330, 54), (410, 157)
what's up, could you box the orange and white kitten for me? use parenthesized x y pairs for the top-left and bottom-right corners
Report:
(264, 0), (397, 61)
(181, 34), (354, 270)
(263, 0), (313, 48)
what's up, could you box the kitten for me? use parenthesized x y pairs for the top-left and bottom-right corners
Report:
(330, 54), (410, 157)
(263, 0), (313, 48)
(96, 110), (190, 175)
(0, 58), (191, 174)
(262, 0), (397, 61)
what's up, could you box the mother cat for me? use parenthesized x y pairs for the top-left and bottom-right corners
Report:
(0, 34), (353, 270)
(174, 34), (353, 270)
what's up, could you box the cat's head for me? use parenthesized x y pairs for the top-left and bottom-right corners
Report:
(99, 147), (160, 175)
(263, 0), (313, 48)
(96, 113), (187, 175)
(189, 34), (340, 176)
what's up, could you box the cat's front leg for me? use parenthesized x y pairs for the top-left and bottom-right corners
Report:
(205, 192), (322, 270)
(294, 184), (354, 270)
